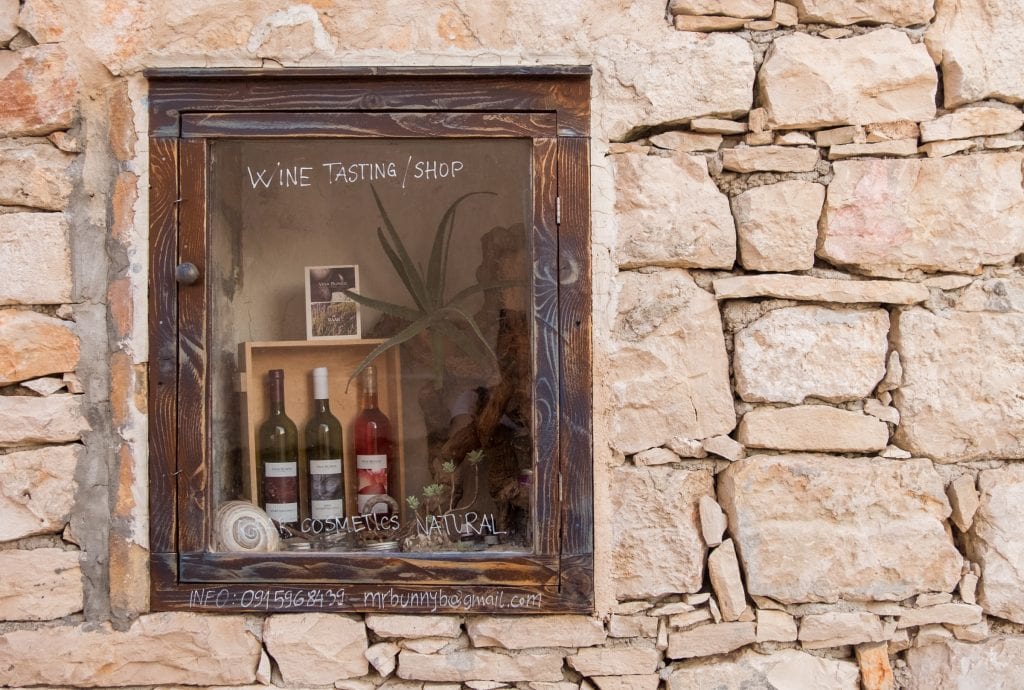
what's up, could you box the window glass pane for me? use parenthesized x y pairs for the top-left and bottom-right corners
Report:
(208, 137), (535, 555)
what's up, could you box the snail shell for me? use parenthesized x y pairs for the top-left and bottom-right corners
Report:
(215, 501), (281, 552)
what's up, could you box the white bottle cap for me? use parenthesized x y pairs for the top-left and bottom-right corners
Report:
(312, 367), (329, 400)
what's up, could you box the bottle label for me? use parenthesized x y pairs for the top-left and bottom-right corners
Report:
(311, 498), (344, 519)
(357, 453), (388, 514)
(264, 462), (297, 478)
(264, 462), (298, 523)
(309, 459), (342, 474)
(265, 501), (298, 523)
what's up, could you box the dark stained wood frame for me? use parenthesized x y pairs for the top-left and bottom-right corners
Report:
(147, 67), (592, 613)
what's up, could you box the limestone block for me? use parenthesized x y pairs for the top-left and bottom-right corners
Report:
(708, 540), (746, 621)
(733, 306), (889, 404)
(0, 310), (78, 385)
(0, 394), (88, 446)
(719, 454), (963, 603)
(609, 269), (735, 453)
(467, 615), (606, 649)
(366, 642), (400, 678)
(791, 0), (933, 25)
(0, 0), (17, 42)
(0, 612), (261, 686)
(0, 548), (82, 620)
(599, 32), (753, 140)
(649, 131), (722, 152)
(737, 405), (889, 453)
(906, 637), (1024, 689)
(666, 436), (708, 458)
(755, 609), (797, 642)
(919, 140), (976, 158)
(0, 444), (78, 542)
(611, 466), (712, 600)
(567, 647), (661, 676)
(720, 145), (818, 172)
(775, 131), (814, 145)
(698, 495), (727, 547)
(895, 603), (983, 629)
(264, 614), (368, 684)
(816, 125), (865, 146)
(949, 620), (988, 642)
(366, 614), (462, 639)
(612, 151), (735, 269)
(920, 106), (1024, 143)
(398, 650), (563, 682)
(799, 612), (886, 649)
(926, 0), (1024, 107)
(947, 475), (979, 532)
(674, 15), (746, 30)
(773, 2), (799, 25)
(954, 277), (1024, 313)
(668, 649), (858, 689)
(609, 614), (659, 638)
(0, 213), (71, 305)
(960, 572), (979, 605)
(17, 0), (68, 43)
(827, 138), (918, 160)
(0, 139), (75, 211)
(759, 30), (936, 129)
(691, 117), (747, 134)
(633, 447), (680, 466)
(893, 309), (1024, 461)
(0, 45), (77, 136)
(666, 622), (756, 659)
(670, 608), (712, 630)
(864, 398), (900, 425)
(702, 434), (744, 461)
(867, 120), (920, 141)
(591, 676), (659, 690)
(966, 466), (1024, 624)
(855, 642), (894, 690)
(713, 274), (928, 304)
(669, 0), (773, 18)
(820, 154), (1024, 275)
(732, 181), (824, 272)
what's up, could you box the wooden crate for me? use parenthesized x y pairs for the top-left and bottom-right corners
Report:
(237, 340), (404, 522)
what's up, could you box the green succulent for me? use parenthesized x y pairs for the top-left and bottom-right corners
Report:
(440, 460), (457, 474)
(422, 483), (445, 498)
(344, 185), (520, 389)
(405, 495), (421, 510)
(464, 449), (485, 465)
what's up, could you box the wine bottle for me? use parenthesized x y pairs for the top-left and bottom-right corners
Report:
(258, 369), (299, 528)
(306, 367), (344, 520)
(354, 365), (392, 515)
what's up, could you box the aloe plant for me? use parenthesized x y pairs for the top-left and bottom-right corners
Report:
(344, 185), (518, 389)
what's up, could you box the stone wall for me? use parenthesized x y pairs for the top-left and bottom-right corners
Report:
(2, 0), (1024, 688)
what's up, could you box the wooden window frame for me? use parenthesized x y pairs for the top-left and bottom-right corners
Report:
(146, 67), (593, 614)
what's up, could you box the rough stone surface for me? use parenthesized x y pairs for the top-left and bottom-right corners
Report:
(799, 612), (885, 649)
(567, 647), (661, 676)
(906, 637), (1024, 689)
(669, 0), (773, 18)
(398, 650), (563, 682)
(733, 306), (889, 404)
(666, 622), (757, 659)
(609, 269), (735, 453)
(0, 612), (261, 686)
(702, 434), (745, 461)
(591, 676), (659, 690)
(613, 151), (735, 269)
(954, 276), (1024, 313)
(719, 454), (963, 603)
(633, 447), (679, 466)
(756, 609), (797, 642)
(0, 0), (17, 42)
(919, 140), (976, 158)
(0, 548), (82, 621)
(856, 642), (894, 690)
(0, 309), (78, 385)
(609, 614), (659, 638)
(720, 145), (818, 172)
(649, 131), (722, 152)
(611, 466), (712, 600)
(0, 394), (89, 446)
(737, 405), (889, 452)
(366, 615), (462, 639)
(0, 44), (77, 136)
(895, 603), (983, 628)
(692, 117), (747, 134)
(926, 0), (1024, 107)
(0, 212), (71, 305)
(820, 154), (1024, 275)
(713, 274), (928, 304)
(708, 539), (746, 621)
(966, 466), (1024, 624)
(828, 138), (918, 160)
(698, 495), (727, 547)
(947, 474), (980, 532)
(759, 30), (936, 129)
(894, 309), (1024, 461)
(791, 0), (933, 25)
(732, 181), (824, 272)
(599, 32), (754, 139)
(264, 614), (368, 684)
(17, 0), (68, 43)
(0, 139), (75, 210)
(0, 444), (79, 542)
(668, 649), (858, 689)
(674, 15), (746, 30)
(920, 106), (1024, 142)
(467, 615), (606, 649)
(366, 641), (400, 678)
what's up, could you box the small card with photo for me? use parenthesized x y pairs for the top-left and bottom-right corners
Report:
(305, 265), (361, 340)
